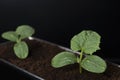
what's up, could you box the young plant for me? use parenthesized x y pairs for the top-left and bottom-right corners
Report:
(51, 30), (107, 73)
(1, 25), (35, 59)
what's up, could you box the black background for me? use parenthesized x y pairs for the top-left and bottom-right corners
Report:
(0, 0), (120, 62)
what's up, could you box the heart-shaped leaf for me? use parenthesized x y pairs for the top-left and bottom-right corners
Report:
(71, 30), (101, 55)
(16, 25), (35, 39)
(1, 31), (18, 42)
(14, 41), (29, 59)
(51, 51), (77, 68)
(81, 55), (107, 73)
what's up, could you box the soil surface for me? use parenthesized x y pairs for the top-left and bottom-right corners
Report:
(0, 38), (120, 80)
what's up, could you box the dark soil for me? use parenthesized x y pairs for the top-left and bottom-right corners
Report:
(0, 38), (120, 80)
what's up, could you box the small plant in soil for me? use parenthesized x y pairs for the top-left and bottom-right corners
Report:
(51, 30), (107, 73)
(1, 25), (35, 59)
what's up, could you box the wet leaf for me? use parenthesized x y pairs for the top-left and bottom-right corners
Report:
(14, 41), (28, 59)
(71, 30), (101, 55)
(51, 51), (77, 68)
(16, 25), (35, 39)
(81, 55), (107, 73)
(1, 31), (18, 42)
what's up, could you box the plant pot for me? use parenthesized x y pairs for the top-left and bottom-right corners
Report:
(0, 59), (38, 80)
(0, 37), (120, 80)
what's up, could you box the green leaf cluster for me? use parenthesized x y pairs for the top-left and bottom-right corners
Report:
(1, 25), (35, 59)
(51, 30), (107, 73)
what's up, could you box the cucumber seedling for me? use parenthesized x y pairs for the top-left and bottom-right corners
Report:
(1, 25), (35, 59)
(51, 30), (107, 73)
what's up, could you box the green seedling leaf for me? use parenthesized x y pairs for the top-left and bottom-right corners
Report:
(81, 55), (107, 73)
(1, 25), (35, 59)
(14, 41), (29, 59)
(16, 25), (35, 39)
(51, 30), (107, 74)
(51, 51), (77, 68)
(71, 30), (101, 55)
(1, 31), (18, 42)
